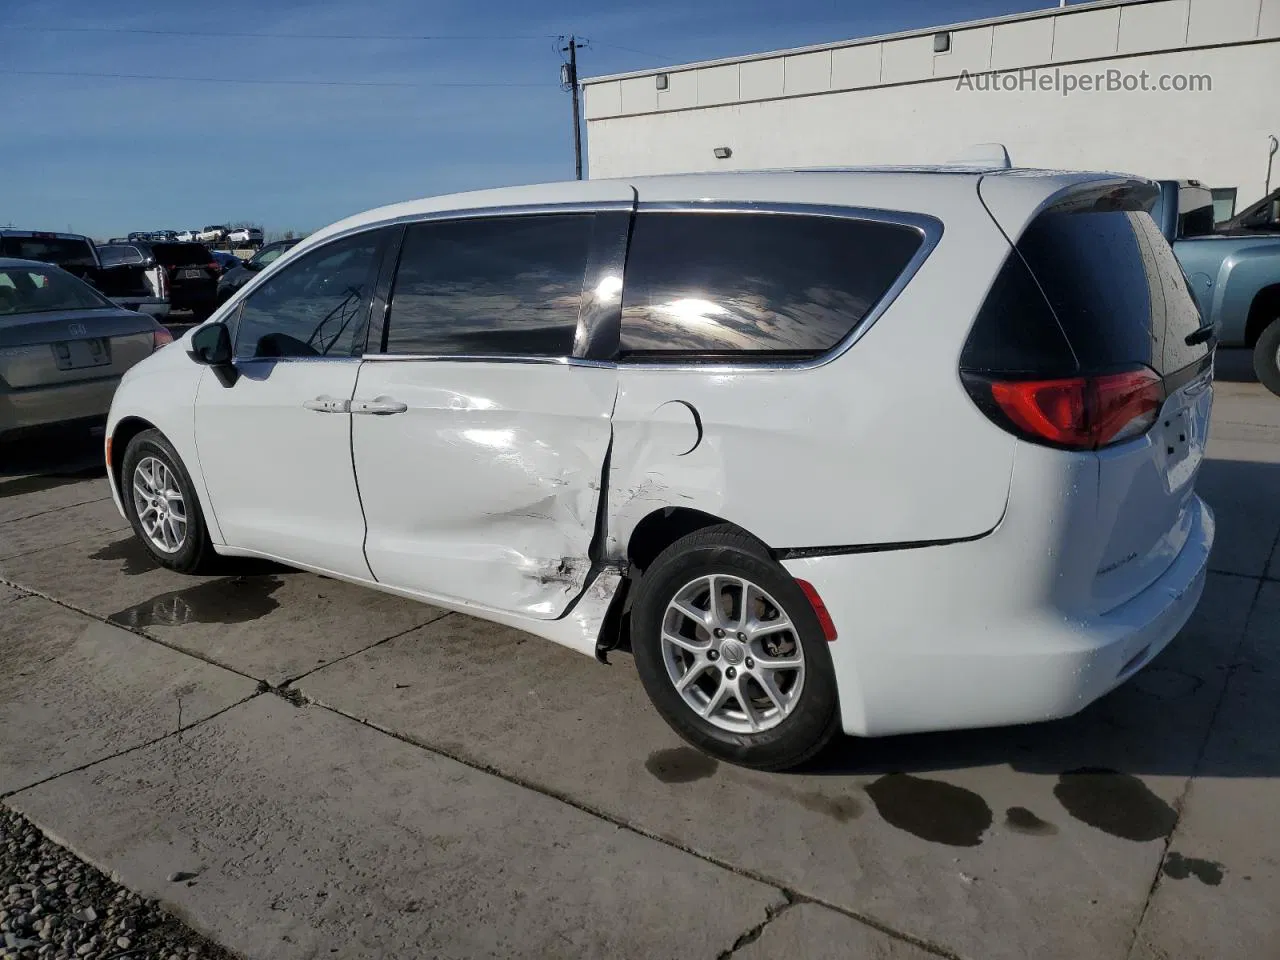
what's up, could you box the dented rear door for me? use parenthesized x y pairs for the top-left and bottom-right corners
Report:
(351, 200), (631, 619)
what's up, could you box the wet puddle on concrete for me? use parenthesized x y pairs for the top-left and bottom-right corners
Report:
(1053, 768), (1177, 842)
(1004, 805), (1059, 836)
(645, 747), (718, 784)
(865, 774), (992, 847)
(109, 577), (283, 629)
(1163, 852), (1224, 885)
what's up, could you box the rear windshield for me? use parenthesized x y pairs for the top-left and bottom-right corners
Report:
(963, 184), (1208, 377)
(98, 244), (146, 266)
(152, 242), (210, 266)
(0, 236), (97, 267)
(0, 267), (110, 316)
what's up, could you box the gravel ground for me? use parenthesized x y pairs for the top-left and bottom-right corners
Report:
(1, 808), (234, 960)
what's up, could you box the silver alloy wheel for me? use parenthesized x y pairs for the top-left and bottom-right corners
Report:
(131, 456), (188, 554)
(660, 574), (806, 734)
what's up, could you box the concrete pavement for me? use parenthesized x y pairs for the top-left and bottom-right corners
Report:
(1, 354), (1278, 959)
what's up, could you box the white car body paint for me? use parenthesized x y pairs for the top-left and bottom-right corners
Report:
(194, 360), (372, 580)
(351, 360), (615, 619)
(106, 167), (1215, 737)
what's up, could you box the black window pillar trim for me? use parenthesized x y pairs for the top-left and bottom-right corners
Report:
(366, 223), (406, 357)
(572, 202), (634, 362)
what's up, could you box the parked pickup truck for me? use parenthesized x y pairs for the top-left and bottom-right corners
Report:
(1155, 181), (1280, 395)
(0, 230), (167, 319)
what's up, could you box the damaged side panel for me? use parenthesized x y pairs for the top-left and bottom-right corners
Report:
(351, 362), (617, 620)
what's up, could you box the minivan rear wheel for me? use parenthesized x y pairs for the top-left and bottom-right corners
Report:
(1254, 318), (1280, 397)
(630, 525), (840, 771)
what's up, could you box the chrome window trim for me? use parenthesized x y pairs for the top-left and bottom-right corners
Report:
(618, 201), (944, 373)
(360, 353), (614, 369)
(323, 200), (635, 247)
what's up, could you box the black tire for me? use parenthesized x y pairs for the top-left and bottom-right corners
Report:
(631, 524), (841, 771)
(120, 428), (217, 574)
(1253, 319), (1280, 398)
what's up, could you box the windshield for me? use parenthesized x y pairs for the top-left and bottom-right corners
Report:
(252, 243), (293, 267)
(0, 266), (111, 316)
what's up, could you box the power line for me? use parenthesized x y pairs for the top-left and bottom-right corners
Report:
(2, 68), (549, 88)
(585, 40), (672, 60)
(7, 24), (558, 41)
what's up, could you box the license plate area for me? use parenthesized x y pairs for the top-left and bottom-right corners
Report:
(1162, 381), (1210, 492)
(179, 268), (205, 279)
(51, 338), (111, 370)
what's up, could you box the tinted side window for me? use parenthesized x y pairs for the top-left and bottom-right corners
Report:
(384, 214), (591, 356)
(619, 212), (924, 359)
(235, 231), (383, 360)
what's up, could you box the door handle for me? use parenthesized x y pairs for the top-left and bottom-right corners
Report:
(351, 396), (408, 416)
(303, 396), (349, 413)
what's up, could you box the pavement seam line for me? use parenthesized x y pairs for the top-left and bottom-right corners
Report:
(0, 691), (265, 802)
(0, 575), (262, 684)
(1123, 561), (1273, 960)
(0, 494), (112, 525)
(0, 525), (132, 564)
(279, 610), (456, 687)
(306, 699), (964, 960)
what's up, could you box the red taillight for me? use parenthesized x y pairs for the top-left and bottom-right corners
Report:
(152, 327), (174, 351)
(795, 578), (837, 642)
(982, 368), (1164, 450)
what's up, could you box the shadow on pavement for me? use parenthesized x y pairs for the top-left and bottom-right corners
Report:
(808, 455), (1280, 782)
(0, 428), (107, 482)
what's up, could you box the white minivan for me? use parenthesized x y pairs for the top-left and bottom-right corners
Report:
(106, 169), (1215, 769)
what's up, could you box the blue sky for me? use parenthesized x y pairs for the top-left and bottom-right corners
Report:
(3, 0), (1066, 238)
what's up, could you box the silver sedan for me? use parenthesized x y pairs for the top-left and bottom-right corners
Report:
(0, 258), (172, 441)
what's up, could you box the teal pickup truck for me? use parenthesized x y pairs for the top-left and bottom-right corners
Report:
(1155, 181), (1280, 395)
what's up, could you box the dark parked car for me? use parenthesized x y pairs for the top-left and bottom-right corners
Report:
(0, 230), (101, 283)
(0, 258), (171, 441)
(210, 251), (243, 274)
(94, 243), (170, 320)
(215, 238), (299, 303)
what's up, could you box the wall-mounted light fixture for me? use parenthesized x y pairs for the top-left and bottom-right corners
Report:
(655, 73), (669, 90)
(713, 146), (732, 159)
(933, 32), (951, 53)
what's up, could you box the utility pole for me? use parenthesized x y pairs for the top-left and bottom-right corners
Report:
(560, 36), (586, 180)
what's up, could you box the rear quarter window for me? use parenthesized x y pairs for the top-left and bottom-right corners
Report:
(618, 211), (924, 360)
(961, 183), (1207, 378)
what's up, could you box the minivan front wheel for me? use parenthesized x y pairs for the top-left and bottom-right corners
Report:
(120, 429), (216, 574)
(631, 525), (840, 771)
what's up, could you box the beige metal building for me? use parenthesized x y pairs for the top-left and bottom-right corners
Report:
(581, 0), (1280, 217)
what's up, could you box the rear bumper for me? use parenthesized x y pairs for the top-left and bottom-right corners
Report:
(783, 496), (1214, 737)
(0, 377), (121, 438)
(110, 297), (170, 320)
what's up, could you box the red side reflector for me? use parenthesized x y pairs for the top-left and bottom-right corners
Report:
(795, 578), (837, 642)
(987, 368), (1163, 450)
(152, 327), (174, 351)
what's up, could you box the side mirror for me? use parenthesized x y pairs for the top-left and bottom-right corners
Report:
(188, 322), (238, 385)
